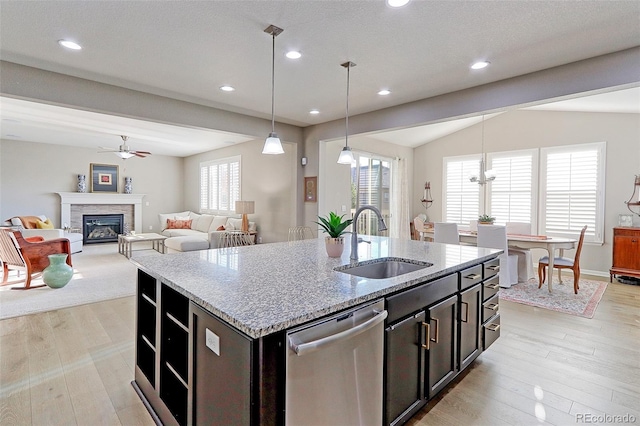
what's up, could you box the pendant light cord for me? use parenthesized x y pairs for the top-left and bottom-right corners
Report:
(271, 32), (276, 133)
(346, 64), (350, 148)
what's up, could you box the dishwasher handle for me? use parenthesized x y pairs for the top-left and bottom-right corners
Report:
(289, 309), (388, 356)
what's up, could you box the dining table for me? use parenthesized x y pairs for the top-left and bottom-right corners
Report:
(421, 228), (578, 292)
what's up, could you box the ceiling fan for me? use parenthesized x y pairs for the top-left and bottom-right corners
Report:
(98, 135), (152, 159)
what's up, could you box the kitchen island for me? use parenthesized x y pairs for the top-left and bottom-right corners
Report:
(131, 236), (501, 425)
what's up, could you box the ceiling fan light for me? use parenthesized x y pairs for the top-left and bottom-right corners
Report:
(262, 132), (284, 154)
(337, 146), (354, 164)
(115, 151), (135, 159)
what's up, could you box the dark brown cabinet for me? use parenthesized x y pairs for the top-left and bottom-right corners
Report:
(610, 227), (640, 281)
(383, 258), (500, 426)
(426, 294), (458, 399)
(459, 284), (482, 371)
(384, 311), (425, 426)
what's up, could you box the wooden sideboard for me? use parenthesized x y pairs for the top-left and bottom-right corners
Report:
(610, 227), (640, 282)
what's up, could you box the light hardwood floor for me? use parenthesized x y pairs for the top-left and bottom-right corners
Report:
(1, 276), (638, 425)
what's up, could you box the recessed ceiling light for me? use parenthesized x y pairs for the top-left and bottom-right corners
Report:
(309, 109), (320, 115)
(387, 0), (410, 7)
(471, 61), (490, 70)
(378, 89), (391, 96)
(286, 51), (302, 59)
(58, 40), (82, 50)
(219, 85), (235, 92)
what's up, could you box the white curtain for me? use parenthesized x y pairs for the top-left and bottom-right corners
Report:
(390, 158), (410, 239)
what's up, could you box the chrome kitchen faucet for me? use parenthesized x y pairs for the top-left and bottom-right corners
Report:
(350, 205), (388, 261)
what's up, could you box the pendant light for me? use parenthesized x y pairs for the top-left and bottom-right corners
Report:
(469, 115), (496, 185)
(337, 61), (356, 164)
(262, 25), (285, 155)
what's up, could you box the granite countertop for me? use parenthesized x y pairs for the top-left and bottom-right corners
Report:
(131, 236), (500, 338)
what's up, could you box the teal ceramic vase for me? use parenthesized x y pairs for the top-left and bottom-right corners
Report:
(42, 254), (73, 288)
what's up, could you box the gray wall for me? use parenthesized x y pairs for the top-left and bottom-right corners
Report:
(182, 139), (297, 243)
(0, 139), (183, 231)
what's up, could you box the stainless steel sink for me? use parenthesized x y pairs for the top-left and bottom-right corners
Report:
(335, 257), (433, 279)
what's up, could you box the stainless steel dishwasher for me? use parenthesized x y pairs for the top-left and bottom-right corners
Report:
(285, 299), (388, 425)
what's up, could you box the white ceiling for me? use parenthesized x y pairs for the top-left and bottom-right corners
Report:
(1, 1), (639, 155)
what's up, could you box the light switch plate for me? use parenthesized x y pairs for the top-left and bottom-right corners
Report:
(205, 328), (220, 356)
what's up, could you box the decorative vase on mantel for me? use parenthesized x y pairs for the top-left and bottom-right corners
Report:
(42, 253), (73, 288)
(77, 174), (87, 193)
(325, 236), (345, 258)
(124, 177), (132, 194)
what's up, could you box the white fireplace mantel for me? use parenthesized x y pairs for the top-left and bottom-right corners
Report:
(57, 192), (145, 231)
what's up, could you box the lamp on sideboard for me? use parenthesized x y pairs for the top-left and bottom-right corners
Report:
(235, 201), (255, 233)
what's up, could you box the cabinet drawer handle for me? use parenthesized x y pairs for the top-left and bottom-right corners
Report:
(430, 318), (439, 344)
(421, 322), (430, 350)
(486, 323), (500, 332)
(461, 301), (469, 323)
(484, 303), (499, 311)
(464, 273), (481, 280)
(486, 265), (499, 271)
(485, 282), (499, 290)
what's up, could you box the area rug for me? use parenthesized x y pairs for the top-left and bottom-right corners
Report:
(498, 277), (608, 318)
(0, 243), (158, 320)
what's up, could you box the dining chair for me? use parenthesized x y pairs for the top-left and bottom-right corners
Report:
(413, 216), (426, 241)
(434, 222), (459, 244)
(409, 221), (419, 240)
(506, 222), (535, 282)
(477, 225), (518, 288)
(288, 226), (313, 242)
(538, 225), (588, 294)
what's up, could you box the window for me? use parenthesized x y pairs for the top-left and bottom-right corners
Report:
(487, 149), (537, 226)
(443, 155), (481, 227)
(540, 142), (605, 243)
(200, 156), (241, 215)
(444, 142), (605, 241)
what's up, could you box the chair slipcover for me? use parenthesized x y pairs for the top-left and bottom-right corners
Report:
(434, 222), (459, 245)
(477, 225), (518, 288)
(506, 222), (535, 282)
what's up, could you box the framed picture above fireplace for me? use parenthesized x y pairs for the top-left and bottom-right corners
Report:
(90, 163), (119, 193)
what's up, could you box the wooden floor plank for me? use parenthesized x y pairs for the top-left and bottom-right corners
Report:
(0, 316), (32, 426)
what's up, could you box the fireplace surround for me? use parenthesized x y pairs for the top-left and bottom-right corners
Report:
(58, 192), (145, 233)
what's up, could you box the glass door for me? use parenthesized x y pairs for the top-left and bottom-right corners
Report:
(351, 153), (391, 236)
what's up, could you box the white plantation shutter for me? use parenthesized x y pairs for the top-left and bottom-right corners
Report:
(540, 143), (605, 243)
(487, 150), (536, 226)
(443, 156), (481, 226)
(200, 156), (241, 214)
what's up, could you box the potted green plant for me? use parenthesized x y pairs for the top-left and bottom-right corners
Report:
(478, 214), (496, 225)
(314, 212), (353, 257)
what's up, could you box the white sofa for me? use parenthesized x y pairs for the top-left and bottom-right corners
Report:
(159, 211), (256, 249)
(2, 215), (83, 253)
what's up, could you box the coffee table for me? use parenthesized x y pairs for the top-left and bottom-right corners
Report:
(118, 233), (167, 258)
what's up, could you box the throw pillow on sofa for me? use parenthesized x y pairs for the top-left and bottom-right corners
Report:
(36, 218), (54, 229)
(189, 212), (215, 233)
(167, 218), (192, 229)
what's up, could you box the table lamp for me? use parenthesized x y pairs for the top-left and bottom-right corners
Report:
(235, 201), (255, 233)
